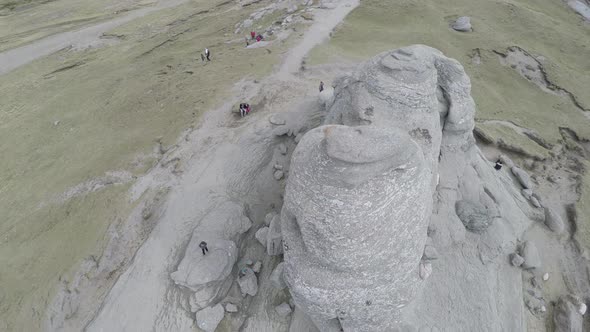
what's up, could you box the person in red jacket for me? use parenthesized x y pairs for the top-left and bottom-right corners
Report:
(250, 31), (256, 40)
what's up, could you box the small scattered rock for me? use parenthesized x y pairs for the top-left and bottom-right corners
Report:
(512, 167), (533, 189)
(255, 227), (269, 247)
(531, 277), (540, 288)
(252, 261), (262, 273)
(225, 303), (238, 313)
(264, 212), (275, 226)
(525, 296), (546, 315)
(530, 197), (542, 208)
(522, 189), (533, 200)
(422, 245), (438, 260)
(510, 253), (525, 267)
(452, 16), (472, 32)
(579, 303), (587, 315)
(275, 303), (292, 317)
(543, 273), (549, 281)
(273, 164), (283, 170)
(455, 200), (493, 233)
(286, 4), (297, 13)
(270, 262), (287, 289)
(273, 170), (284, 180)
(278, 143), (287, 155)
(294, 133), (303, 143)
(237, 267), (258, 296)
(544, 207), (565, 233)
(196, 304), (225, 332)
(269, 114), (287, 125)
(419, 261), (433, 280)
(520, 241), (542, 269)
(53, 120), (60, 126)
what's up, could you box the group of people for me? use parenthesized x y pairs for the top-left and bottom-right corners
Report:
(245, 31), (264, 46)
(239, 103), (251, 117)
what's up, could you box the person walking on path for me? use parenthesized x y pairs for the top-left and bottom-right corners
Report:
(205, 48), (210, 61)
(199, 241), (209, 255)
(319, 81), (324, 93)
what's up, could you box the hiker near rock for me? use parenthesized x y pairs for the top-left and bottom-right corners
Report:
(251, 31), (256, 40)
(256, 34), (263, 42)
(494, 159), (503, 170)
(319, 81), (324, 92)
(199, 241), (209, 255)
(205, 48), (210, 61)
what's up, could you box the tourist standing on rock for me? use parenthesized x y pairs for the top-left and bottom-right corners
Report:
(205, 48), (210, 61)
(319, 81), (324, 92)
(494, 159), (503, 170)
(199, 241), (209, 255)
(251, 31), (256, 40)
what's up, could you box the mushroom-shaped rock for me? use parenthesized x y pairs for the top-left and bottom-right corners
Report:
(452, 16), (472, 32)
(281, 124), (431, 331)
(195, 304), (225, 332)
(455, 200), (493, 233)
(237, 267), (258, 296)
(554, 296), (583, 332)
(512, 167), (533, 189)
(544, 207), (565, 233)
(270, 262), (286, 289)
(520, 241), (541, 269)
(255, 227), (269, 247)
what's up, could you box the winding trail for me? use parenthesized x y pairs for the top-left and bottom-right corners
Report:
(0, 0), (188, 75)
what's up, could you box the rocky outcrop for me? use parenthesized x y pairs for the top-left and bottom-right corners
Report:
(281, 45), (542, 331)
(170, 201), (251, 312)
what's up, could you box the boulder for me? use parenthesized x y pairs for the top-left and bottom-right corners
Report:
(419, 261), (433, 280)
(554, 296), (583, 332)
(225, 303), (238, 313)
(455, 200), (493, 233)
(270, 262), (287, 289)
(195, 304), (224, 332)
(544, 207), (565, 233)
(510, 253), (525, 267)
(275, 303), (293, 317)
(237, 267), (258, 296)
(274, 170), (284, 180)
(264, 212), (275, 226)
(255, 227), (269, 247)
(267, 215), (283, 256)
(269, 114), (287, 125)
(512, 167), (533, 189)
(252, 261), (262, 273)
(520, 241), (541, 269)
(452, 16), (472, 32)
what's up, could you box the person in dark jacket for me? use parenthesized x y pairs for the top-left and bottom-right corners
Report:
(494, 159), (503, 170)
(199, 241), (209, 255)
(319, 81), (324, 92)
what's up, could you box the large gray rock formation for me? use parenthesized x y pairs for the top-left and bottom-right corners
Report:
(282, 45), (542, 331)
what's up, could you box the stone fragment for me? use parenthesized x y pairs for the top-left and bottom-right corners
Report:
(419, 261), (433, 280)
(195, 304), (224, 332)
(455, 200), (493, 233)
(273, 164), (283, 170)
(543, 273), (549, 281)
(275, 303), (293, 317)
(269, 114), (287, 125)
(255, 227), (269, 247)
(252, 261), (262, 273)
(520, 241), (541, 269)
(510, 253), (525, 267)
(273, 170), (284, 180)
(225, 303), (238, 313)
(544, 207), (565, 233)
(237, 267), (258, 296)
(452, 16), (472, 32)
(270, 262), (286, 289)
(278, 143), (287, 155)
(264, 212), (275, 226)
(512, 167), (533, 189)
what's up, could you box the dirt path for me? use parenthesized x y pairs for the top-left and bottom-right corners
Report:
(80, 2), (359, 331)
(0, 0), (188, 75)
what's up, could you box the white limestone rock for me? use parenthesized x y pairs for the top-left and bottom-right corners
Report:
(512, 166), (533, 189)
(270, 262), (287, 289)
(195, 304), (224, 332)
(452, 16), (472, 32)
(255, 227), (269, 247)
